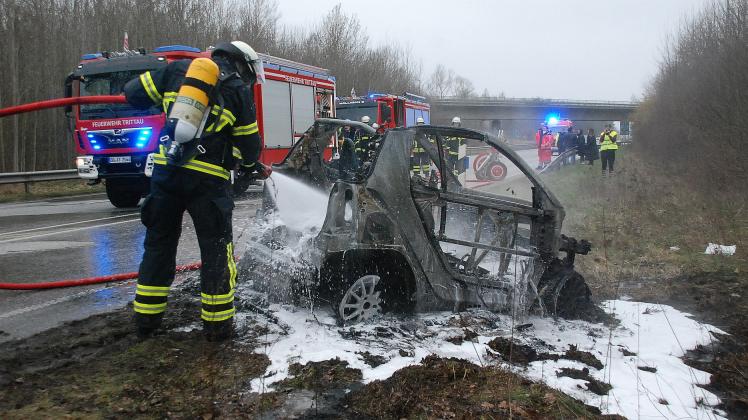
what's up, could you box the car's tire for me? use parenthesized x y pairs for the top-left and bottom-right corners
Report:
(323, 256), (415, 325)
(536, 259), (600, 320)
(105, 179), (143, 208)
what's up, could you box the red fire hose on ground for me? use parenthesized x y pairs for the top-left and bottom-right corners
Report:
(0, 95), (127, 118)
(0, 262), (202, 290)
(0, 95), (238, 291)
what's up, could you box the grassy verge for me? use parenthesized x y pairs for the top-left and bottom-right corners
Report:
(541, 148), (747, 299)
(0, 179), (104, 203)
(541, 148), (748, 416)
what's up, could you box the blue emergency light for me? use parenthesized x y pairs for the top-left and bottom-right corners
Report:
(153, 45), (201, 53)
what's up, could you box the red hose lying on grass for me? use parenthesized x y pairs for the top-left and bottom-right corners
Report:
(0, 262), (202, 290)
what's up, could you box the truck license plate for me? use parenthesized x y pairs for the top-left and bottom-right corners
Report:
(108, 156), (131, 164)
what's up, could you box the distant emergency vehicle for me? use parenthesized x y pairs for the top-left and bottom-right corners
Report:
(336, 92), (430, 129)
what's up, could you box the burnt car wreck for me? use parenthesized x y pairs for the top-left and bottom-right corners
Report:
(239, 119), (593, 324)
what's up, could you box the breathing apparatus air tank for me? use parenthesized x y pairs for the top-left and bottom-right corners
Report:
(168, 57), (220, 144)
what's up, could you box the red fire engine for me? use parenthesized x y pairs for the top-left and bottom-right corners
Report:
(65, 45), (336, 207)
(335, 92), (429, 129)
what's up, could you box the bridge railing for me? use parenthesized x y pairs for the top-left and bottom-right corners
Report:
(432, 97), (638, 109)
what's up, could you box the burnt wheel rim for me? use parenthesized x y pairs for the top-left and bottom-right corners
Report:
(339, 275), (382, 324)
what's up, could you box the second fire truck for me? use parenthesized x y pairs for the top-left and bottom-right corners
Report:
(335, 92), (430, 128)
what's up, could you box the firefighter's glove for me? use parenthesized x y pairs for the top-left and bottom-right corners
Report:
(239, 162), (272, 183)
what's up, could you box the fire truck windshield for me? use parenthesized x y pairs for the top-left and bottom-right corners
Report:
(336, 104), (377, 124)
(79, 70), (160, 120)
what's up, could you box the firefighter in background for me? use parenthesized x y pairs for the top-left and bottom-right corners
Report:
(599, 124), (619, 176)
(447, 116), (464, 176)
(338, 125), (359, 175)
(354, 115), (374, 162)
(123, 41), (270, 341)
(411, 116), (430, 176)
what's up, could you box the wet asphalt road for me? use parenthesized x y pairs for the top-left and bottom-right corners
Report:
(0, 192), (261, 343)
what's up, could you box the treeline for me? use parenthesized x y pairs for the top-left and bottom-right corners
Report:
(0, 0), (423, 171)
(633, 0), (747, 192)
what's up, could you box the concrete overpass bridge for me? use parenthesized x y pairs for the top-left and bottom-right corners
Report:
(430, 97), (638, 139)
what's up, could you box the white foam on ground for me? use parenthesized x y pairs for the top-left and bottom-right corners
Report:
(246, 300), (726, 420)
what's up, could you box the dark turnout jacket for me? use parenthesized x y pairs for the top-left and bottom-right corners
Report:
(124, 57), (261, 181)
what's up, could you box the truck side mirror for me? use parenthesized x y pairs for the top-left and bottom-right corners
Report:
(64, 74), (74, 117)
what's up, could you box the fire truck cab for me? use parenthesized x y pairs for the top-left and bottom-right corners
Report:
(336, 93), (429, 129)
(65, 45), (336, 207)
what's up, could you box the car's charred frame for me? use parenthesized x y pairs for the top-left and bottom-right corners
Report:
(242, 119), (592, 324)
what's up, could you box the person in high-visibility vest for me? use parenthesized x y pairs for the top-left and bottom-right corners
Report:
(599, 124), (619, 176)
(447, 116), (464, 176)
(354, 115), (374, 162)
(411, 116), (430, 176)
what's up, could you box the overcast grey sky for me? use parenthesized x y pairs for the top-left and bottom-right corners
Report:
(276, 0), (712, 101)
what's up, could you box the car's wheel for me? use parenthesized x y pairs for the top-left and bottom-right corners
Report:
(105, 179), (143, 208)
(323, 255), (415, 326)
(536, 259), (596, 320)
(338, 274), (383, 323)
(487, 161), (508, 181)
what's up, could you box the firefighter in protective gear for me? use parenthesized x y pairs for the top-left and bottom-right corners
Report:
(123, 40), (267, 341)
(354, 115), (374, 161)
(447, 117), (464, 176)
(411, 116), (430, 175)
(599, 124), (619, 176)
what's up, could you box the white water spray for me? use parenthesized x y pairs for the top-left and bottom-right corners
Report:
(265, 172), (330, 232)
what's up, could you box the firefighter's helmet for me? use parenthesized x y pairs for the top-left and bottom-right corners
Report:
(361, 115), (371, 124)
(416, 117), (425, 125)
(451, 116), (461, 126)
(372, 123), (379, 129)
(212, 41), (265, 83)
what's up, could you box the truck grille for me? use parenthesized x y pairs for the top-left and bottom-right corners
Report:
(86, 127), (152, 150)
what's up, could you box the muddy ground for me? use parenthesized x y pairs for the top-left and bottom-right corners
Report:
(0, 280), (615, 419)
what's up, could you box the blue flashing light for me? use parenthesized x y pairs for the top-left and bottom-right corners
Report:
(153, 45), (201, 53)
(87, 133), (94, 138)
(138, 136), (147, 141)
(136, 143), (146, 148)
(90, 140), (97, 144)
(93, 145), (101, 150)
(81, 53), (102, 60)
(547, 116), (559, 125)
(141, 129), (151, 136)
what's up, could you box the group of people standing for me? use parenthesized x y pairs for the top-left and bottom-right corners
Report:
(535, 124), (619, 175)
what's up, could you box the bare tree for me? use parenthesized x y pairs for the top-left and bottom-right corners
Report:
(427, 64), (455, 99)
(634, 0), (748, 192)
(452, 75), (475, 98)
(0, 0), (435, 171)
